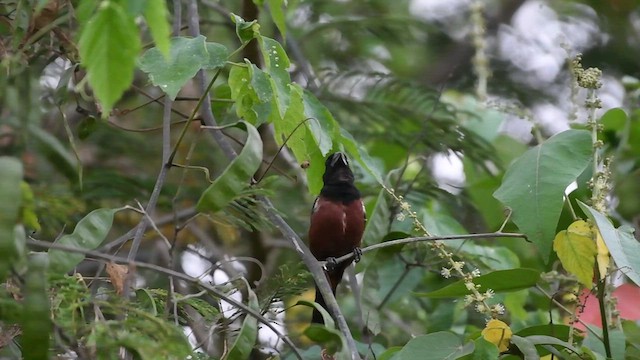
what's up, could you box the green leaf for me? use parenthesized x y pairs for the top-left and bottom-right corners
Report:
(493, 129), (592, 261)
(296, 299), (334, 328)
(578, 201), (640, 286)
(362, 189), (390, 247)
(524, 335), (580, 354)
(21, 252), (50, 360)
(259, 36), (290, 73)
(138, 36), (210, 100)
(340, 129), (384, 185)
(582, 327), (625, 360)
(301, 90), (335, 156)
(204, 42), (230, 69)
(226, 287), (259, 360)
(418, 269), (540, 298)
(0, 157), (23, 281)
(143, 0), (171, 57)
(231, 14), (260, 43)
(20, 182), (40, 232)
(515, 324), (572, 340)
(229, 65), (258, 123)
(298, 300), (344, 355)
(473, 337), (500, 360)
(304, 325), (344, 355)
(396, 332), (472, 360)
(553, 220), (597, 287)
(378, 347), (402, 360)
(76, 0), (98, 34)
(196, 122), (263, 212)
(259, 36), (291, 121)
(266, 0), (287, 40)
(78, 1), (141, 116)
(600, 108), (627, 132)
(509, 335), (537, 360)
(48, 208), (118, 274)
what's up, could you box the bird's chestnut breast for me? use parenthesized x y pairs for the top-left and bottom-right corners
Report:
(308, 197), (365, 260)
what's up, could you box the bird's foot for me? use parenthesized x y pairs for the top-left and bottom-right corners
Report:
(353, 247), (363, 263)
(324, 257), (338, 272)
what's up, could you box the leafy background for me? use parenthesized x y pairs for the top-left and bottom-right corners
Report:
(1, 0), (640, 359)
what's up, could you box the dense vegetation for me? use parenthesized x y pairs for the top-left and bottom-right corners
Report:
(1, 0), (640, 359)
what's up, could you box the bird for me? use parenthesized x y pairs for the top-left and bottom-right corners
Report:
(308, 152), (366, 324)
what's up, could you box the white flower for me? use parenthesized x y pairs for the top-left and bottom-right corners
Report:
(440, 267), (452, 278)
(471, 268), (481, 277)
(452, 261), (465, 271)
(484, 289), (495, 299)
(464, 295), (474, 306)
(465, 281), (476, 291)
(475, 303), (486, 313)
(492, 303), (506, 315)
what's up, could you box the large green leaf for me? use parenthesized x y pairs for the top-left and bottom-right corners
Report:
(396, 332), (473, 360)
(78, 1), (141, 116)
(143, 0), (170, 57)
(196, 122), (263, 212)
(228, 62), (273, 125)
(276, 84), (327, 194)
(579, 201), (640, 286)
(226, 287), (259, 360)
(48, 208), (118, 274)
(493, 130), (592, 260)
(21, 252), (50, 360)
(0, 157), (23, 281)
(418, 269), (540, 298)
(139, 36), (229, 100)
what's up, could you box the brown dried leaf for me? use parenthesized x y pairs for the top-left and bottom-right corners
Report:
(105, 262), (129, 295)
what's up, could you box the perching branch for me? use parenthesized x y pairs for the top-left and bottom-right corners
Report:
(329, 232), (528, 266)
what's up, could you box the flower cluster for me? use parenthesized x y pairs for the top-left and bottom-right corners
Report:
(384, 185), (505, 318)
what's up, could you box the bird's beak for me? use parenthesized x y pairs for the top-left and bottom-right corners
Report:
(330, 152), (349, 167)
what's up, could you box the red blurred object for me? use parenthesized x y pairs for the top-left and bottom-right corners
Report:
(575, 283), (640, 330)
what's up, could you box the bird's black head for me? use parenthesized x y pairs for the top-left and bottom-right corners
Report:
(321, 152), (360, 201)
(323, 152), (354, 185)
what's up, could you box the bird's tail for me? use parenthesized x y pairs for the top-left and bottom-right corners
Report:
(311, 285), (328, 324)
(311, 267), (345, 324)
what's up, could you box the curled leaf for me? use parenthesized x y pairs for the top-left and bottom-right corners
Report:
(481, 319), (512, 352)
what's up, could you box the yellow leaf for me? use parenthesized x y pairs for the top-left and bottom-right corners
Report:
(481, 319), (512, 352)
(553, 220), (597, 287)
(595, 230), (610, 279)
